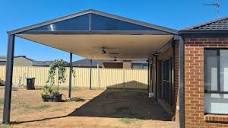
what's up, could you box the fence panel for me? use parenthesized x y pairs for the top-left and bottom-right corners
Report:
(0, 66), (148, 89)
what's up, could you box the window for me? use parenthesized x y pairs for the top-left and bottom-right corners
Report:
(205, 49), (228, 114)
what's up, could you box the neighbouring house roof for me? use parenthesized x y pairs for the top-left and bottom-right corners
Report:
(0, 56), (6, 62)
(72, 59), (147, 67)
(179, 17), (228, 35)
(32, 61), (54, 67)
(16, 56), (33, 61)
(0, 55), (147, 68)
(0, 56), (34, 62)
(0, 55), (54, 67)
(0, 56), (34, 60)
(72, 59), (103, 67)
(0, 56), (34, 66)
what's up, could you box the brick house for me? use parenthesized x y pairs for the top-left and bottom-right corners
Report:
(2, 9), (228, 128)
(179, 17), (228, 128)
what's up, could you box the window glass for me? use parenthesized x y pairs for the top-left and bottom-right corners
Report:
(205, 94), (228, 114)
(205, 49), (228, 114)
(205, 50), (218, 91)
(220, 50), (228, 92)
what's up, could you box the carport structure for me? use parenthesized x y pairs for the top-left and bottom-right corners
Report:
(3, 9), (185, 127)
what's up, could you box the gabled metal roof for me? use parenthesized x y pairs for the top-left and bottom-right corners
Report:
(179, 17), (228, 35)
(9, 9), (177, 35)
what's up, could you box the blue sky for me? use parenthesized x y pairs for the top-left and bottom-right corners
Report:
(0, 0), (227, 61)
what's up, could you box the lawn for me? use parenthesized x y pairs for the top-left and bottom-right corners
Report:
(0, 87), (176, 128)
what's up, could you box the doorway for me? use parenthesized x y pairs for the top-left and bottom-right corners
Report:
(159, 58), (173, 106)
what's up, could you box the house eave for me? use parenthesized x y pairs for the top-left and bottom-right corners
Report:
(179, 30), (228, 37)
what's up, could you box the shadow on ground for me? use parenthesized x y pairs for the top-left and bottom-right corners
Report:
(107, 80), (148, 90)
(11, 115), (68, 124)
(11, 81), (172, 125)
(69, 81), (171, 121)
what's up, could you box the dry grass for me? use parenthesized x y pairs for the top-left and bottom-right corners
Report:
(0, 87), (176, 128)
(119, 118), (140, 124)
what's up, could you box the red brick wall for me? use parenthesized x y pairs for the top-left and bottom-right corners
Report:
(184, 37), (228, 128)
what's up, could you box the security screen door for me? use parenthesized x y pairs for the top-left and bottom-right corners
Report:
(160, 58), (173, 106)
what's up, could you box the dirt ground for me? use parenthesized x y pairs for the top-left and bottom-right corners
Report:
(0, 87), (176, 128)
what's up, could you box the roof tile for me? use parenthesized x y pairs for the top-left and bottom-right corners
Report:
(186, 17), (228, 31)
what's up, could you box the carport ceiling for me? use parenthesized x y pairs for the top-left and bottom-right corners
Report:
(19, 34), (172, 60)
(12, 9), (177, 60)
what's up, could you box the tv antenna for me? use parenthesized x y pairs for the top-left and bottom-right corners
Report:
(204, 0), (221, 17)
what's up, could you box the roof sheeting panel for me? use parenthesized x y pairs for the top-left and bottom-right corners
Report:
(10, 9), (177, 35)
(24, 13), (167, 34)
(26, 14), (90, 32)
(91, 14), (155, 30)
